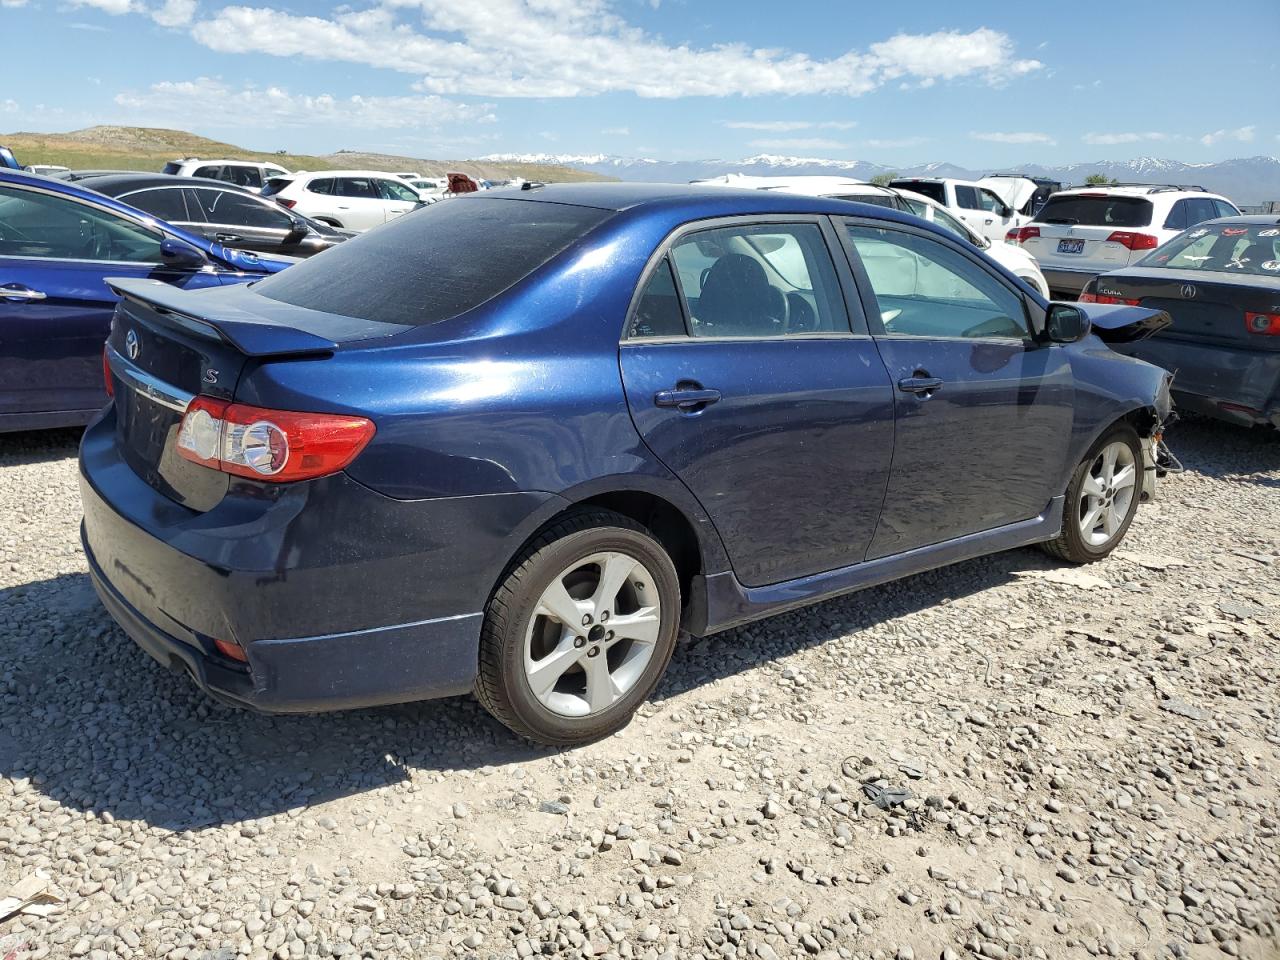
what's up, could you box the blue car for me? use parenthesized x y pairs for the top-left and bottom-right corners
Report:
(0, 170), (295, 432)
(80, 184), (1173, 745)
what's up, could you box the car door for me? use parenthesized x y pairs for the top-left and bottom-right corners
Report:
(184, 186), (299, 254)
(839, 219), (1075, 559)
(376, 178), (422, 222)
(332, 177), (385, 231)
(619, 217), (896, 588)
(0, 182), (222, 423)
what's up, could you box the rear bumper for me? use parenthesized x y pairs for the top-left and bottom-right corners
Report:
(79, 408), (555, 712)
(1122, 338), (1280, 429)
(1041, 266), (1099, 296)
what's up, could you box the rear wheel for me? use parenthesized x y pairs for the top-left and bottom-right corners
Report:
(1042, 424), (1143, 563)
(475, 509), (680, 746)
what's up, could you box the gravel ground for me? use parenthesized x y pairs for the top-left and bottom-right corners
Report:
(0, 418), (1277, 960)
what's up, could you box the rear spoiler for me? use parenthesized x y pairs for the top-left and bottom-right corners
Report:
(1076, 302), (1172, 344)
(106, 278), (338, 358)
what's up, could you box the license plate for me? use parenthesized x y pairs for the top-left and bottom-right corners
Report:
(1057, 239), (1085, 255)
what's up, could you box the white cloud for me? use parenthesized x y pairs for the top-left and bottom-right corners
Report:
(72, 0), (138, 13)
(1200, 125), (1255, 146)
(113, 77), (487, 130)
(601, 126), (629, 135)
(0, 99), (17, 112)
(725, 120), (857, 132)
(185, 5), (1041, 99)
(749, 137), (847, 151)
(970, 130), (1056, 146)
(863, 136), (929, 149)
(152, 0), (196, 26)
(1, 0), (30, 8)
(1082, 131), (1170, 146)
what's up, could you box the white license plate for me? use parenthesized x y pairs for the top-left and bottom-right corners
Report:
(1058, 239), (1085, 255)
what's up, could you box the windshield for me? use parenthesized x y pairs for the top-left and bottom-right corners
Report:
(254, 197), (613, 326)
(1140, 222), (1280, 277)
(1035, 194), (1152, 227)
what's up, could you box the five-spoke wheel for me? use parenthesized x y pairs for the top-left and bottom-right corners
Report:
(1043, 424), (1144, 563)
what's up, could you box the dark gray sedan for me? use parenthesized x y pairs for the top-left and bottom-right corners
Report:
(1082, 216), (1280, 429)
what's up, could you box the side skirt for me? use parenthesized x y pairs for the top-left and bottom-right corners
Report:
(686, 496), (1064, 636)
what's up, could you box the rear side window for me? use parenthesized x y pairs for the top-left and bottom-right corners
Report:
(1163, 200), (1188, 231)
(1036, 195), (1153, 228)
(336, 178), (378, 199)
(255, 198), (612, 326)
(628, 258), (686, 339)
(306, 178), (334, 195)
(194, 165), (223, 180)
(261, 178), (293, 197)
(162, 162), (182, 175)
(954, 185), (981, 210)
(890, 181), (945, 204)
(123, 188), (191, 224)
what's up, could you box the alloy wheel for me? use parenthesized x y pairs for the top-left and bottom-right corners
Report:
(523, 551), (662, 718)
(1076, 440), (1137, 547)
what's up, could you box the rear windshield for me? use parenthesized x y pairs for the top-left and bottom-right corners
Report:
(889, 181), (945, 204)
(261, 178), (293, 197)
(254, 197), (613, 326)
(830, 193), (896, 208)
(1141, 222), (1280, 276)
(1036, 194), (1153, 228)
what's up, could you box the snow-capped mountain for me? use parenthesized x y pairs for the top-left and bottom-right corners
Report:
(477, 152), (1280, 205)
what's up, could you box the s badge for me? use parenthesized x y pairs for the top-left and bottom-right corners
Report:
(203, 369), (219, 384)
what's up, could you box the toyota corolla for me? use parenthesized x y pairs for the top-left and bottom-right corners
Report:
(81, 184), (1173, 746)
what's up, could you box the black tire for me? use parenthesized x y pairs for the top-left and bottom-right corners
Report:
(475, 508), (681, 746)
(1042, 423), (1143, 563)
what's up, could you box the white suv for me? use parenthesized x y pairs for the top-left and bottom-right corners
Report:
(1007, 185), (1241, 296)
(260, 170), (425, 232)
(691, 174), (1049, 295)
(161, 158), (291, 193)
(887, 176), (1029, 246)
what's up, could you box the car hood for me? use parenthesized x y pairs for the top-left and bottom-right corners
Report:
(978, 176), (1038, 211)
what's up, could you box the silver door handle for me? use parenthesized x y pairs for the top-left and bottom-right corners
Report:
(0, 285), (46, 301)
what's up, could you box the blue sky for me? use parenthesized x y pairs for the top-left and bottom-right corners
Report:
(2, 0), (1277, 165)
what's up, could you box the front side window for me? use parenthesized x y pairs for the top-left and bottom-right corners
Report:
(122, 188), (192, 224)
(377, 179), (421, 203)
(336, 178), (378, 199)
(1213, 199), (1240, 219)
(627, 257), (686, 339)
(0, 185), (163, 262)
(226, 165), (263, 189)
(977, 189), (1007, 214)
(194, 165), (224, 180)
(191, 189), (292, 229)
(667, 223), (848, 337)
(845, 224), (1027, 340)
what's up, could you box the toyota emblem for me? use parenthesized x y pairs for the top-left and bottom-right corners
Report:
(125, 329), (140, 360)
(1180, 284), (1197, 300)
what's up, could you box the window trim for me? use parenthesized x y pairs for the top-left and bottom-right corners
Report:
(834, 215), (1038, 344)
(621, 213), (869, 344)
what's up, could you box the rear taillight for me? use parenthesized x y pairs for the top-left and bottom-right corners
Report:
(1006, 226), (1040, 244)
(102, 346), (114, 398)
(1245, 312), (1280, 336)
(175, 397), (375, 482)
(1087, 294), (1141, 306)
(1105, 231), (1159, 251)
(276, 198), (297, 209)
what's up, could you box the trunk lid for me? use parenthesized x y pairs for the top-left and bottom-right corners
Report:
(104, 279), (343, 511)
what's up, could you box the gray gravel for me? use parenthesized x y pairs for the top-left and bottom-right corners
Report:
(0, 417), (1277, 960)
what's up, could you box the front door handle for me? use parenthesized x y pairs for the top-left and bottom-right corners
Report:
(215, 232), (243, 242)
(0, 284), (47, 301)
(897, 375), (944, 396)
(654, 385), (721, 411)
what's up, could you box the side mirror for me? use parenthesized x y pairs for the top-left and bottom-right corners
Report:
(1045, 303), (1091, 343)
(159, 236), (207, 269)
(974, 235), (992, 250)
(284, 217), (308, 243)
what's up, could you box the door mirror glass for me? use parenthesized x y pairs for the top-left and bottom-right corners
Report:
(159, 236), (207, 268)
(284, 217), (309, 242)
(1045, 303), (1090, 343)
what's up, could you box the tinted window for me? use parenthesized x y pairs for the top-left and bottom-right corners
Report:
(225, 166), (263, 189)
(261, 178), (293, 198)
(194, 165), (223, 180)
(123, 187), (191, 223)
(627, 258), (686, 339)
(889, 181), (945, 204)
(191, 188), (292, 229)
(1213, 199), (1240, 219)
(954, 185), (981, 210)
(831, 193), (897, 208)
(1185, 197), (1218, 226)
(669, 223), (848, 337)
(306, 178), (334, 195)
(378, 179), (420, 203)
(336, 178), (378, 199)
(255, 197), (611, 326)
(1163, 200), (1188, 231)
(1036, 195), (1153, 227)
(162, 162), (182, 175)
(0, 185), (163, 262)
(846, 224), (1026, 340)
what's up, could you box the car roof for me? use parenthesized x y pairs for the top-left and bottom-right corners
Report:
(291, 169), (405, 180)
(1052, 185), (1226, 199)
(78, 173), (258, 194)
(689, 174), (886, 196)
(173, 158), (279, 165)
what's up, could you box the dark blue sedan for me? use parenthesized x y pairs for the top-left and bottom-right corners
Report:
(0, 170), (294, 432)
(80, 184), (1173, 745)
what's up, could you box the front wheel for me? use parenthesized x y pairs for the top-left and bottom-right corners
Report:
(1042, 424), (1143, 563)
(475, 509), (681, 746)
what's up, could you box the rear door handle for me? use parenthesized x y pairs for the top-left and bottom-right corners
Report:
(897, 375), (944, 395)
(654, 386), (721, 411)
(0, 284), (46, 301)
(215, 232), (243, 243)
